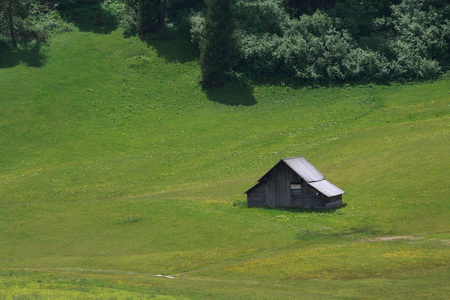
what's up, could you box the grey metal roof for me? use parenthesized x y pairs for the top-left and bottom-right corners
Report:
(282, 156), (326, 183)
(309, 180), (345, 197)
(248, 155), (345, 198)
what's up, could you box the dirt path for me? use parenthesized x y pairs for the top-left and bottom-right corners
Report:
(367, 236), (416, 242)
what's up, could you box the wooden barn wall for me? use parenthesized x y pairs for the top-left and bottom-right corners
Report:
(247, 182), (266, 207)
(302, 184), (342, 209)
(248, 161), (343, 209)
(325, 195), (342, 209)
(302, 183), (320, 209)
(290, 181), (303, 207)
(264, 163), (300, 208)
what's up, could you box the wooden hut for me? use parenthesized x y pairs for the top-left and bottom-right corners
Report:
(246, 156), (344, 209)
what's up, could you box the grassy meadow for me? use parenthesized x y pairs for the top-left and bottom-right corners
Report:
(0, 28), (449, 299)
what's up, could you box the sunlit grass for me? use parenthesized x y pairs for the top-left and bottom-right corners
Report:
(0, 28), (449, 298)
(224, 237), (450, 280)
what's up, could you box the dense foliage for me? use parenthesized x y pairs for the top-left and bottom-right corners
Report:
(0, 0), (126, 47)
(191, 0), (450, 83)
(124, 0), (163, 36)
(122, 0), (202, 36)
(0, 0), (48, 47)
(281, 0), (338, 18)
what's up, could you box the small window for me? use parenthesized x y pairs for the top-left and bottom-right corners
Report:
(290, 184), (302, 190)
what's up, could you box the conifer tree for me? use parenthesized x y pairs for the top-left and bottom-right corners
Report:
(0, 0), (28, 47)
(0, 0), (47, 48)
(199, 0), (239, 89)
(125, 0), (165, 36)
(137, 0), (162, 34)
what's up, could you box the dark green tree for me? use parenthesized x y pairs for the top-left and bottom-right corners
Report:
(0, 0), (27, 47)
(137, 0), (163, 34)
(0, 0), (46, 48)
(199, 0), (239, 89)
(124, 0), (165, 36)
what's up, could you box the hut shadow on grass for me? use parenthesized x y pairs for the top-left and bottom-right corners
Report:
(235, 201), (348, 214)
(205, 81), (257, 106)
(0, 42), (47, 69)
(276, 203), (348, 214)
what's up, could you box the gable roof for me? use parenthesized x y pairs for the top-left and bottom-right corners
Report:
(248, 156), (344, 197)
(282, 156), (326, 183)
(257, 156), (325, 183)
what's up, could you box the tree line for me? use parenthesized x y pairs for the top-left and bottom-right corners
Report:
(1, 0), (449, 88)
(193, 0), (450, 87)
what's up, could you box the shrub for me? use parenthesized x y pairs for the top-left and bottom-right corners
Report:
(35, 10), (74, 35)
(101, 0), (125, 26)
(121, 10), (137, 36)
(189, 10), (204, 46)
(234, 0), (290, 36)
(342, 48), (390, 82)
(237, 33), (285, 75)
(385, 0), (448, 78)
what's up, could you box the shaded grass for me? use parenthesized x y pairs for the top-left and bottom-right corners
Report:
(0, 28), (449, 298)
(204, 81), (257, 106)
(0, 43), (47, 69)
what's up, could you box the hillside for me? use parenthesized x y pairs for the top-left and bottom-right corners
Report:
(0, 29), (449, 299)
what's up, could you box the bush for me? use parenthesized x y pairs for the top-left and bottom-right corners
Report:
(234, 0), (290, 36)
(35, 10), (74, 36)
(342, 48), (390, 81)
(101, 0), (125, 26)
(238, 33), (285, 75)
(385, 0), (449, 78)
(121, 11), (137, 36)
(292, 13), (356, 80)
(235, 10), (359, 81)
(329, 0), (395, 40)
(189, 10), (204, 46)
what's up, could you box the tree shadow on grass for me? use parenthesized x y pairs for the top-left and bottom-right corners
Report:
(0, 42), (47, 69)
(57, 4), (118, 35)
(204, 81), (257, 106)
(145, 36), (199, 63)
(76, 21), (118, 35)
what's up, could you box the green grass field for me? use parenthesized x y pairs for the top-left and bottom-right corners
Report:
(0, 29), (449, 299)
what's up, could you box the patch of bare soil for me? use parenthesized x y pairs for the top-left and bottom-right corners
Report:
(366, 236), (418, 242)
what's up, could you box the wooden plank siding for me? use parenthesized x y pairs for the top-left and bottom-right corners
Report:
(246, 182), (266, 207)
(263, 162), (300, 207)
(290, 183), (303, 207)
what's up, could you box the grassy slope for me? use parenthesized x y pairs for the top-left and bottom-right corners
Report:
(0, 29), (449, 299)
